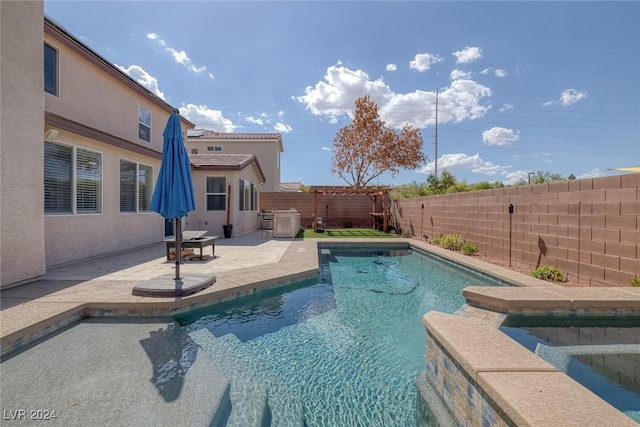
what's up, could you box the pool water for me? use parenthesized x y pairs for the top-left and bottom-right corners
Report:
(500, 319), (640, 423)
(177, 246), (507, 426)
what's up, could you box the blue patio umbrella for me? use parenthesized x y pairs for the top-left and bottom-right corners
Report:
(150, 109), (196, 281)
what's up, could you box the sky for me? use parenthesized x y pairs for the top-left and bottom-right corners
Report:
(44, 1), (639, 187)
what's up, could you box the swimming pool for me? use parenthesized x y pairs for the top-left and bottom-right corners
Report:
(176, 245), (509, 426)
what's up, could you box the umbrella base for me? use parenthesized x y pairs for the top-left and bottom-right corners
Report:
(132, 273), (216, 297)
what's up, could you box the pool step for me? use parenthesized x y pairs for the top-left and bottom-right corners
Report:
(218, 333), (305, 427)
(189, 328), (271, 427)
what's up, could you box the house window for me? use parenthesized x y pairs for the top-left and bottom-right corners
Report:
(190, 148), (198, 154)
(138, 105), (151, 142)
(206, 176), (226, 211)
(207, 146), (222, 152)
(120, 159), (153, 212)
(44, 43), (58, 96)
(239, 179), (257, 212)
(44, 142), (102, 214)
(76, 148), (102, 213)
(138, 164), (153, 212)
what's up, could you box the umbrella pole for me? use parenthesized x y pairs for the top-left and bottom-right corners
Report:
(175, 217), (181, 281)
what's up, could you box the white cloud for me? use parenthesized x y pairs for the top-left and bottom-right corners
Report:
(577, 168), (605, 179)
(321, 146), (331, 151)
(560, 89), (587, 106)
(499, 104), (514, 112)
(297, 64), (393, 122)
(450, 69), (472, 80)
(409, 53), (444, 72)
(278, 110), (285, 117)
(116, 64), (165, 99)
(386, 63), (397, 71)
(146, 33), (214, 79)
(298, 64), (492, 129)
(542, 89), (587, 107)
(482, 127), (519, 146)
(453, 46), (482, 64)
(420, 153), (510, 176)
(245, 116), (265, 126)
(180, 104), (235, 132)
(502, 170), (530, 185)
(274, 122), (292, 133)
(481, 67), (508, 77)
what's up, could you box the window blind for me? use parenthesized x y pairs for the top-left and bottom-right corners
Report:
(120, 160), (137, 212)
(76, 148), (101, 213)
(138, 164), (153, 212)
(44, 142), (72, 214)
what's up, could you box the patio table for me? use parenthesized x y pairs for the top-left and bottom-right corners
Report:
(164, 236), (218, 261)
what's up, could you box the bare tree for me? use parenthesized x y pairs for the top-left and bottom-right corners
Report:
(332, 95), (428, 186)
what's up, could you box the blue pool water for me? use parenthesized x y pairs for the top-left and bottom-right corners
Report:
(177, 245), (508, 426)
(501, 320), (640, 423)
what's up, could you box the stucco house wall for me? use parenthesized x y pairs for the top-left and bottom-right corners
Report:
(187, 165), (264, 238)
(44, 21), (170, 154)
(40, 18), (196, 268)
(42, 132), (165, 267)
(186, 133), (282, 192)
(0, 1), (47, 287)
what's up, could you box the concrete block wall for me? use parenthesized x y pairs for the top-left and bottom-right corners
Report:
(260, 193), (380, 229)
(392, 174), (640, 287)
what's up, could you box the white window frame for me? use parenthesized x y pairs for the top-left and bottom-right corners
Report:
(138, 105), (152, 143)
(120, 159), (154, 213)
(205, 176), (227, 211)
(207, 145), (222, 152)
(44, 141), (102, 215)
(44, 42), (59, 97)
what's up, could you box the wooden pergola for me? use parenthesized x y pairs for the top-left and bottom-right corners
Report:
(310, 186), (392, 232)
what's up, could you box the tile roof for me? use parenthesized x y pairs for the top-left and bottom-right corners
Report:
(187, 129), (282, 141)
(189, 153), (254, 167)
(280, 182), (302, 192)
(189, 153), (266, 183)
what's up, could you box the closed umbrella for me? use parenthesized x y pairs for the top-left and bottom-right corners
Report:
(150, 109), (196, 283)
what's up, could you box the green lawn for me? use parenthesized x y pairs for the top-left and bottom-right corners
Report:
(295, 228), (397, 238)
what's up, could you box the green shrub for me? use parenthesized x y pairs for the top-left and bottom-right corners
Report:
(630, 276), (640, 287)
(530, 266), (567, 282)
(438, 234), (465, 251)
(461, 242), (479, 256)
(431, 234), (443, 246)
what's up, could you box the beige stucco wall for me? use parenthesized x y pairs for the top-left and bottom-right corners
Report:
(187, 167), (262, 238)
(186, 139), (281, 192)
(40, 19), (196, 268)
(43, 131), (165, 267)
(0, 1), (47, 287)
(44, 30), (171, 154)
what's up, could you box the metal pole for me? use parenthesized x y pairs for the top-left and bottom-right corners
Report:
(175, 217), (181, 281)
(434, 89), (439, 180)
